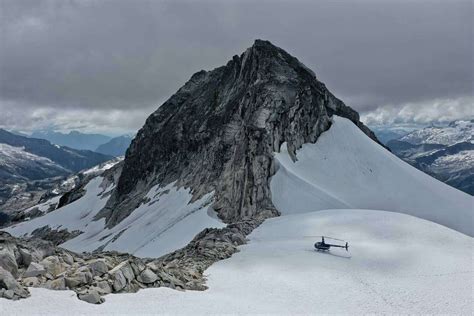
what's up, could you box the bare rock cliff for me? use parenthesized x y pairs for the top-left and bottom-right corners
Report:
(97, 40), (382, 227)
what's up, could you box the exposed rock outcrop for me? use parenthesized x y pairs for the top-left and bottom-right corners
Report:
(98, 39), (383, 228)
(30, 226), (82, 246)
(0, 212), (262, 304)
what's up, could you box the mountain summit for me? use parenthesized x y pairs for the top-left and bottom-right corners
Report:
(98, 40), (381, 226)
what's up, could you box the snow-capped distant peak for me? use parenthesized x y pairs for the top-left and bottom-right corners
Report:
(0, 143), (68, 173)
(399, 120), (473, 146)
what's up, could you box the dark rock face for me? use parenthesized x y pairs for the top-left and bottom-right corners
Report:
(98, 40), (383, 227)
(56, 188), (86, 209)
(30, 226), (83, 246)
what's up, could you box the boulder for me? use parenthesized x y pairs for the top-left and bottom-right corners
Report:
(136, 269), (158, 284)
(31, 241), (55, 261)
(61, 253), (74, 265)
(40, 256), (66, 277)
(46, 277), (67, 290)
(0, 267), (17, 290)
(109, 260), (135, 291)
(3, 289), (14, 299)
(18, 248), (33, 266)
(0, 267), (29, 299)
(87, 259), (108, 276)
(146, 261), (161, 272)
(0, 243), (18, 277)
(109, 269), (127, 292)
(22, 277), (40, 287)
(230, 232), (246, 245)
(130, 260), (146, 276)
(78, 289), (104, 304)
(65, 270), (92, 288)
(157, 271), (184, 288)
(95, 281), (112, 294)
(23, 262), (46, 277)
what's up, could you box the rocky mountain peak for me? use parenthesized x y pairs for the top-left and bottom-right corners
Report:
(96, 40), (382, 227)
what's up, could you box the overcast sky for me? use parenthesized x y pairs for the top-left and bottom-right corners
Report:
(1, 0), (472, 135)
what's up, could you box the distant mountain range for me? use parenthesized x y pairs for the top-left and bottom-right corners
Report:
(0, 129), (113, 172)
(369, 126), (417, 144)
(381, 120), (474, 195)
(29, 130), (133, 157)
(31, 130), (112, 151)
(95, 135), (133, 157)
(0, 129), (113, 212)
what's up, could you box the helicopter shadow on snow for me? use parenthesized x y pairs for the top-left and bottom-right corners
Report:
(304, 248), (352, 259)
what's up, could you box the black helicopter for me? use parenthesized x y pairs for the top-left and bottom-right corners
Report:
(314, 236), (349, 252)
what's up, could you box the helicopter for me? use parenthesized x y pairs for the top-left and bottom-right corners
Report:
(313, 236), (349, 252)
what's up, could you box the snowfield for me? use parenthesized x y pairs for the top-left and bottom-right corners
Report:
(272, 116), (473, 236)
(2, 116), (472, 314)
(4, 177), (224, 258)
(3, 210), (472, 315)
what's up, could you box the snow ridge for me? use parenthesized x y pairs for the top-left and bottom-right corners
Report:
(271, 116), (473, 236)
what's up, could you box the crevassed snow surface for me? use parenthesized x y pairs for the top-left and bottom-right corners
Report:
(3, 210), (472, 315)
(4, 178), (224, 258)
(271, 116), (473, 236)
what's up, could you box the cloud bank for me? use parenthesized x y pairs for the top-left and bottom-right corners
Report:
(1, 0), (472, 134)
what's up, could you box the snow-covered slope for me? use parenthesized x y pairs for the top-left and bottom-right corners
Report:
(399, 120), (473, 145)
(4, 176), (224, 257)
(3, 210), (472, 315)
(271, 116), (473, 236)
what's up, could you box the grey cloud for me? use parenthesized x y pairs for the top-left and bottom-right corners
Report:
(0, 0), (472, 133)
(361, 96), (474, 126)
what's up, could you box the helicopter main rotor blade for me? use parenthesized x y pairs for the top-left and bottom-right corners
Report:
(303, 235), (346, 242)
(323, 236), (346, 242)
